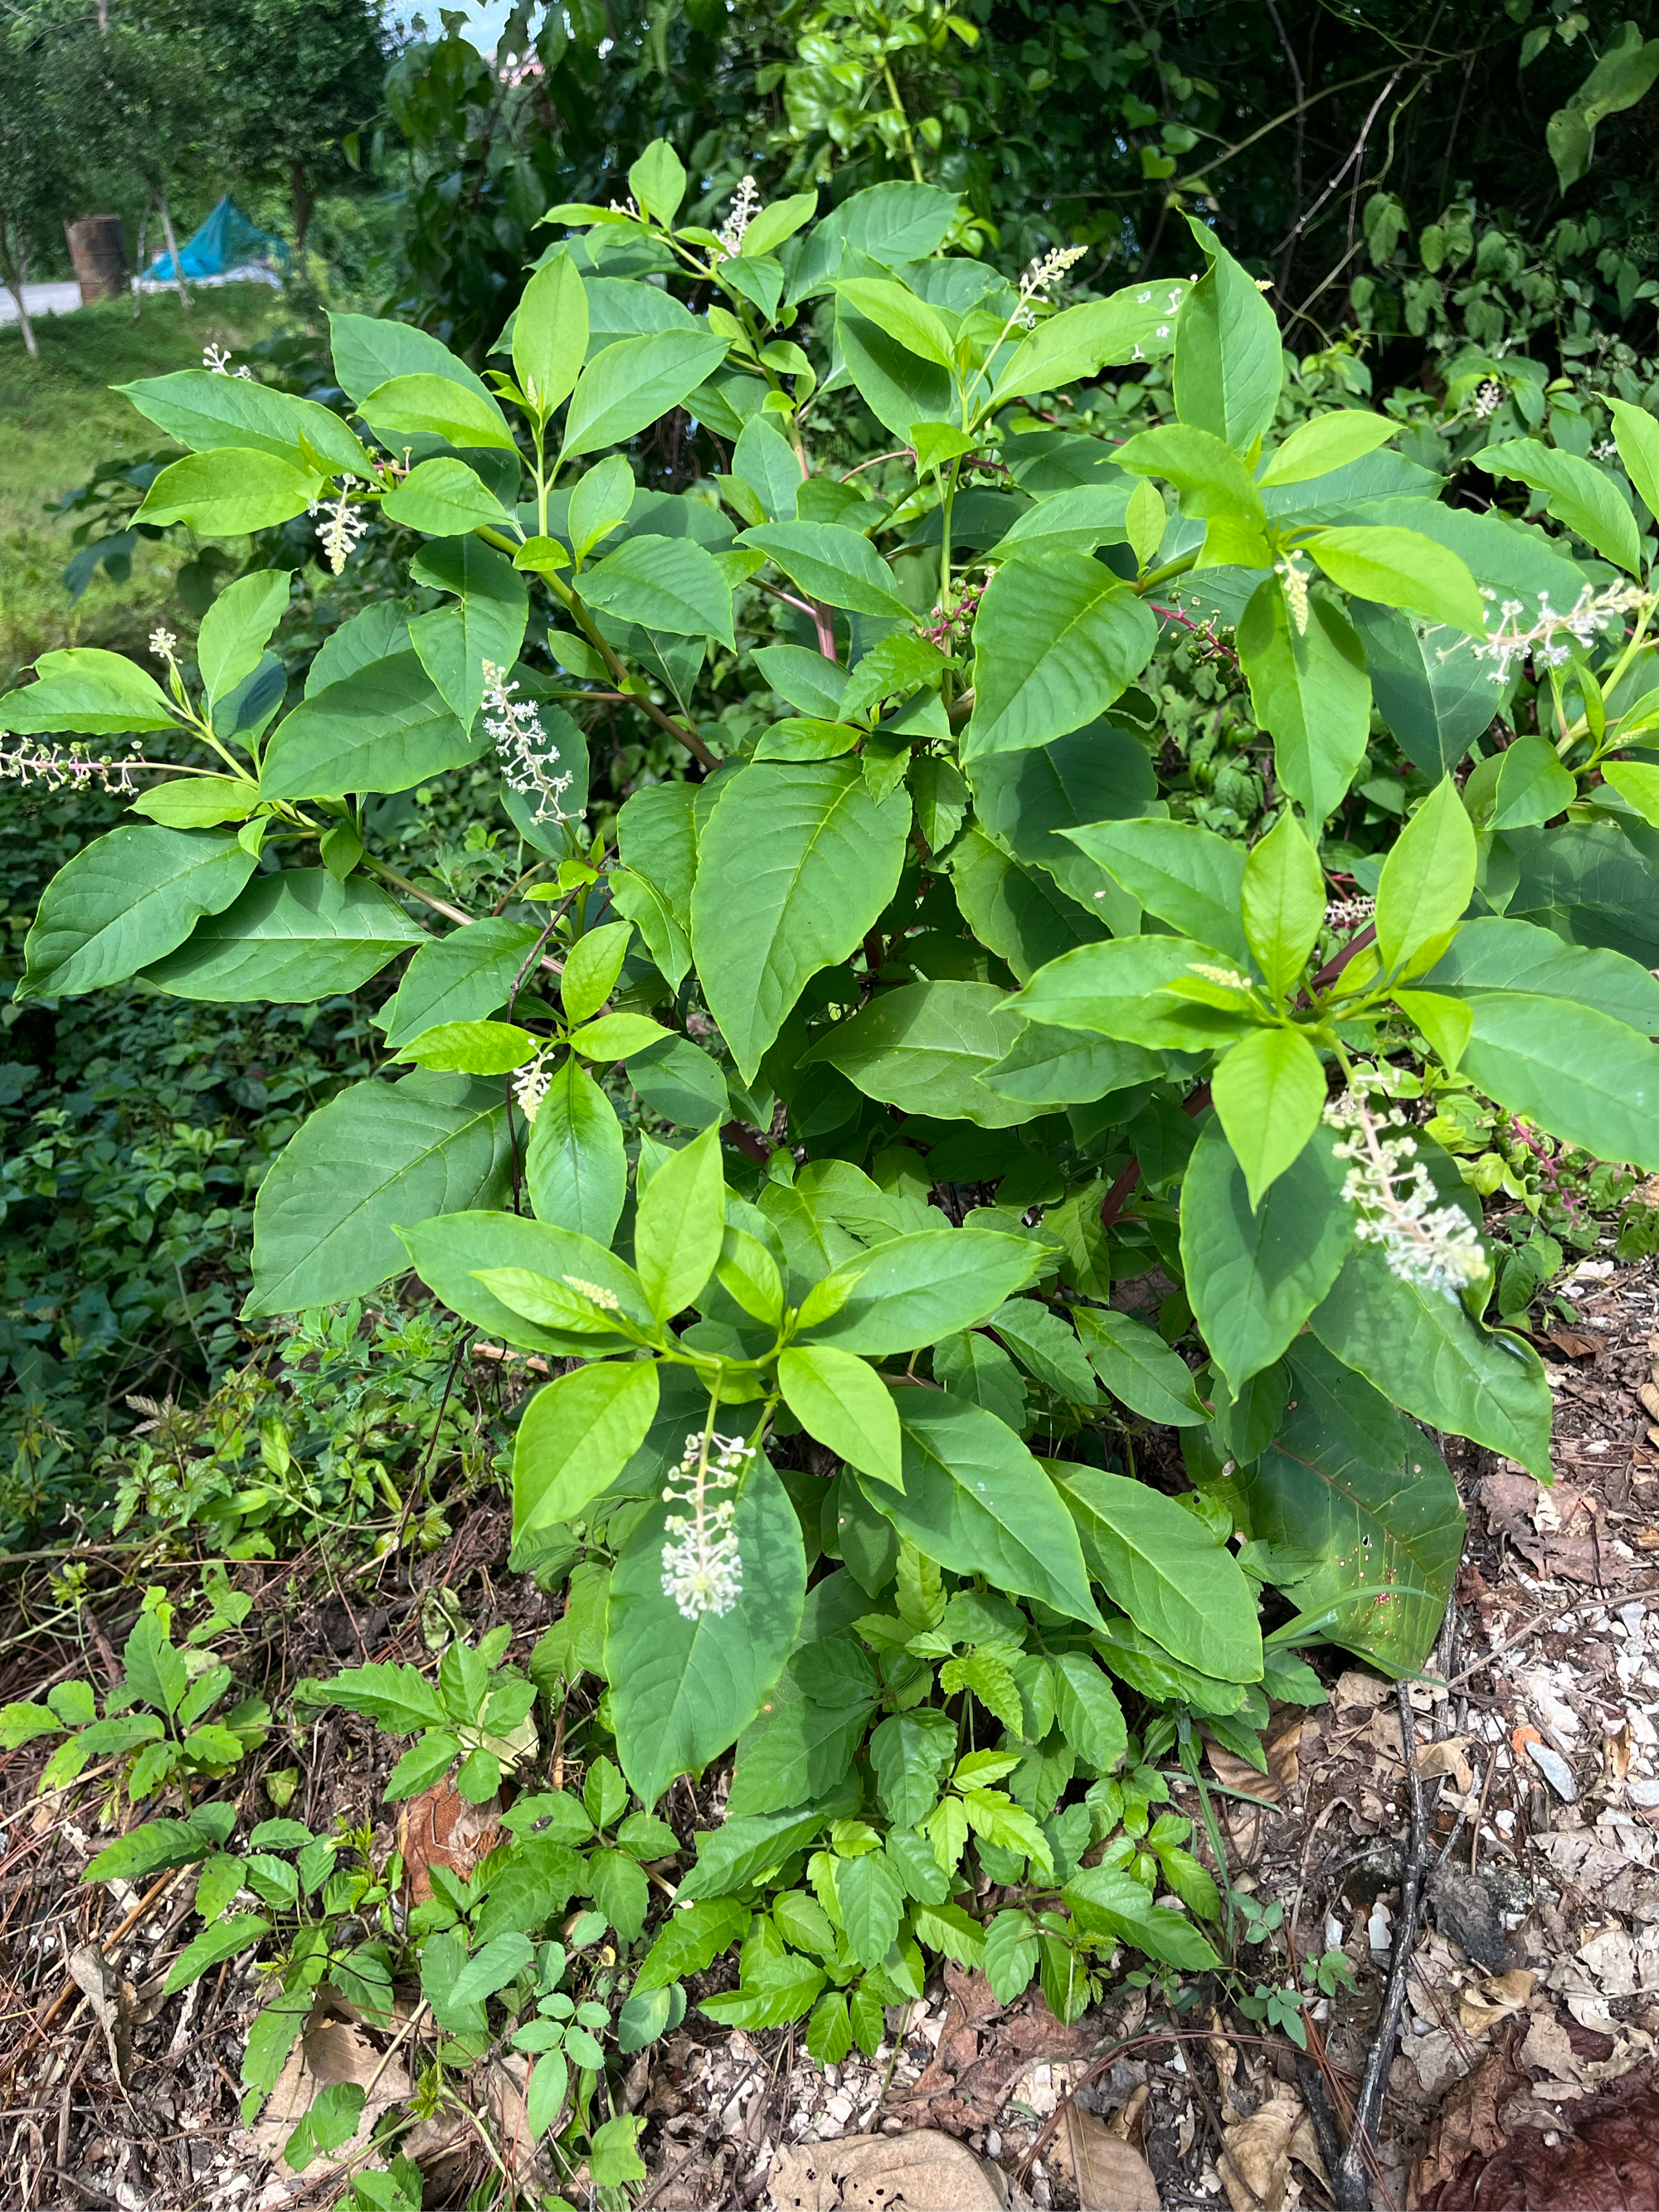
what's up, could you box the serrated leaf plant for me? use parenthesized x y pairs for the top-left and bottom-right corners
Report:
(12, 144), (1659, 2043)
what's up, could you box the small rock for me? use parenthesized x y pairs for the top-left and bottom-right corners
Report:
(1525, 1740), (1579, 1801)
(1628, 1779), (1659, 1806)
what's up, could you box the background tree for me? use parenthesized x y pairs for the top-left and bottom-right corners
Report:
(0, 30), (75, 358)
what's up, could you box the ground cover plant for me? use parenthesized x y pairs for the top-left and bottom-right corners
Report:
(8, 142), (1659, 2193)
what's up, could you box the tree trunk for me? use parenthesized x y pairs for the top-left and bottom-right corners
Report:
(291, 159), (315, 272)
(7, 283), (39, 360)
(132, 196), (151, 320)
(157, 187), (191, 309)
(0, 226), (38, 360)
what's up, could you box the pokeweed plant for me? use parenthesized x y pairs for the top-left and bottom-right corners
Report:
(9, 139), (1659, 2041)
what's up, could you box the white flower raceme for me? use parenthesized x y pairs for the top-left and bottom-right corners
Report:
(512, 1047), (555, 1123)
(0, 738), (142, 794)
(717, 176), (761, 258)
(661, 1429), (752, 1619)
(1275, 552), (1312, 634)
(1467, 580), (1650, 683)
(1188, 962), (1251, 989)
(1473, 379), (1502, 421)
(1324, 895), (1375, 931)
(483, 659), (575, 824)
(149, 627), (178, 660)
(202, 343), (253, 379)
(562, 1276), (620, 1311)
(1324, 1085), (1486, 1296)
(309, 484), (370, 576)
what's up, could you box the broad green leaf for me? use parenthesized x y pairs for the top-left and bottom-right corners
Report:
(1052, 1467), (1261, 1680)
(580, 535), (735, 647)
(1241, 814), (1325, 1001)
(806, 1992), (854, 2066)
(401, 1211), (645, 1355)
(1477, 438), (1641, 574)
(1112, 421), (1266, 521)
(260, 651), (482, 801)
(1014, 935), (1253, 1053)
(85, 1806), (237, 1884)
(513, 251), (588, 416)
(1050, 1652), (1128, 1771)
(381, 918), (543, 1046)
(965, 550), (1157, 757)
(1453, 994), (1659, 1169)
(1374, 775), (1477, 980)
(1598, 758), (1659, 824)
(837, 1847), (905, 1970)
(801, 1228), (1040, 1355)
(946, 827), (1107, 984)
(778, 1347), (903, 1490)
(1180, 1119), (1354, 1397)
(1063, 1863), (1219, 1970)
(1608, 398), (1659, 518)
(382, 455), (516, 537)
(983, 479), (1136, 562)
(1071, 1307), (1206, 1427)
(741, 522), (912, 619)
(1171, 216), (1282, 454)
(446, 1932), (535, 2010)
(1210, 1028), (1327, 1208)
(871, 1393), (1101, 1626)
(526, 1057), (627, 1241)
(868, 1709), (957, 1826)
(562, 331), (729, 459)
(1420, 916), (1659, 1033)
(834, 277), (956, 367)
(119, 368), (372, 476)
(618, 780), (698, 929)
(1258, 411), (1399, 486)
(197, 572), (290, 707)
(17, 827), (255, 1002)
(835, 305), (954, 439)
(607, 1456), (806, 1807)
(0, 644), (180, 736)
(990, 277), (1189, 402)
(982, 1909), (1040, 2002)
(989, 1299), (1097, 1399)
(1305, 527), (1486, 636)
(634, 1123), (725, 1319)
(635, 1898), (752, 1994)
(732, 416), (805, 523)
(358, 372), (517, 450)
(1310, 1144), (1552, 1480)
(803, 980), (1030, 1129)
(306, 602), (412, 693)
(328, 310), (494, 406)
(572, 1009), (671, 1060)
(967, 726), (1159, 910)
(1063, 819), (1249, 965)
(138, 449), (319, 534)
(246, 1077), (511, 1315)
(690, 761), (910, 1082)
(164, 1914), (270, 1997)
(627, 1033), (728, 1128)
(934, 1330), (1026, 1430)
(513, 1362), (662, 1538)
(1463, 732), (1575, 831)
(1349, 602), (1501, 779)
(560, 920), (633, 1024)
(392, 1020), (537, 1073)
(1238, 579), (1370, 824)
(1243, 1341), (1465, 1674)
(143, 870), (425, 1002)
(728, 1644), (876, 1817)
(1393, 987), (1473, 1073)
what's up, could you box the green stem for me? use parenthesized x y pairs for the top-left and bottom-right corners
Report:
(882, 58), (926, 184)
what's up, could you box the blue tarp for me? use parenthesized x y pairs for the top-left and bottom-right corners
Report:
(146, 196), (289, 281)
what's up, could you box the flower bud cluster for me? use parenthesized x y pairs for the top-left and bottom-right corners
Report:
(1324, 1085), (1486, 1296)
(661, 1430), (752, 1619)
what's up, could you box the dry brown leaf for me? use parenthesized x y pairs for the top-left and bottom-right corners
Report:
(1217, 2089), (1327, 2212)
(1332, 1670), (1390, 1713)
(397, 1777), (501, 1905)
(251, 2010), (413, 2180)
(68, 1943), (134, 2088)
(768, 2130), (1005, 2210)
(1417, 1738), (1474, 1791)
(1418, 2059), (1659, 2209)
(1057, 2103), (1160, 2210)
(1457, 1968), (1538, 2035)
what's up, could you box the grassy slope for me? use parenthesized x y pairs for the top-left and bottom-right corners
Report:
(0, 284), (299, 691)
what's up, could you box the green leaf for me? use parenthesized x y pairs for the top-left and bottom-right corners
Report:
(873, 1393), (1101, 1626)
(1181, 1118), (1354, 1396)
(837, 1848), (905, 1970)
(562, 331), (729, 459)
(1608, 398), (1659, 519)
(589, 2115), (648, 2188)
(525, 1058), (627, 1241)
(122, 1614), (187, 1714)
(1015, 933), (1253, 1053)
(329, 309), (496, 407)
(1063, 1863), (1219, 1970)
(260, 651), (481, 802)
(513, 1361), (662, 1539)
(381, 918), (542, 1047)
(1258, 411), (1400, 486)
(835, 305), (954, 439)
(17, 827), (255, 1002)
(802, 1228), (1040, 1356)
(163, 1913), (270, 1997)
(396, 1019), (538, 1074)
(406, 536), (530, 730)
(989, 1299), (1097, 1400)
(834, 276), (956, 368)
(1242, 814), (1326, 1001)
(1112, 421), (1266, 521)
(1238, 581), (1371, 824)
(1421, 916), (1659, 1033)
(119, 368), (372, 476)
(634, 1123), (725, 1319)
(803, 980), (1030, 1129)
(513, 251), (588, 416)
(447, 1932), (535, 2010)
(690, 761), (910, 1082)
(1451, 994), (1659, 1170)
(143, 870), (426, 1003)
(635, 1898), (752, 1995)
(607, 1456), (806, 1807)
(982, 1908), (1040, 2002)
(1171, 216), (1282, 454)
(1052, 1466), (1262, 1680)
(1310, 1145), (1552, 1480)
(934, 1330), (1026, 1430)
(1305, 527), (1486, 636)
(137, 449), (319, 534)
(382, 455), (516, 537)
(246, 1077), (511, 1316)
(580, 536), (735, 648)
(588, 1848), (649, 1942)
(964, 550), (1157, 758)
(358, 372), (517, 451)
(1243, 1341), (1465, 1675)
(85, 1811), (236, 1884)
(628, 1033), (728, 1129)
(869, 1709), (957, 1826)
(1051, 1652), (1127, 1771)
(778, 1348), (902, 1490)
(990, 277), (1190, 402)
(741, 522), (912, 620)
(1210, 1028), (1327, 1209)
(1465, 733), (1575, 831)
(0, 644), (180, 737)
(403, 1210), (643, 1355)
(1374, 776), (1477, 980)
(197, 572), (290, 708)
(806, 1992), (854, 2066)
(946, 828), (1107, 985)
(1350, 602), (1503, 779)
(1477, 438), (1641, 573)
(1071, 1308), (1207, 1427)
(1063, 818), (1248, 965)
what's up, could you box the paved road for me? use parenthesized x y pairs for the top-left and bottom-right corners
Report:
(0, 268), (283, 327)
